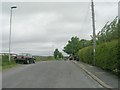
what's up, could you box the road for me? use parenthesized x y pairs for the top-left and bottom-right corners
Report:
(2, 60), (103, 88)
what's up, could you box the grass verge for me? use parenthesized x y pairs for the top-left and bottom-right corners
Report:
(1, 55), (18, 71)
(2, 61), (17, 70)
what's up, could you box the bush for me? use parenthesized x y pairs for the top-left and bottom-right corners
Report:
(78, 46), (93, 64)
(78, 40), (119, 75)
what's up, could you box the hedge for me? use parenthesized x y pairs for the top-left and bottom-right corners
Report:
(77, 40), (119, 75)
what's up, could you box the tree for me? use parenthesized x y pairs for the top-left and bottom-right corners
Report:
(96, 16), (118, 44)
(80, 39), (92, 47)
(58, 52), (63, 59)
(63, 36), (81, 58)
(54, 49), (63, 59)
(54, 48), (59, 59)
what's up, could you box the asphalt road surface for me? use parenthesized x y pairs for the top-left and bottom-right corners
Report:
(2, 60), (103, 88)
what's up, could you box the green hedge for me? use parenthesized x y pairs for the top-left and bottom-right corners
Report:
(77, 46), (93, 64)
(78, 40), (119, 74)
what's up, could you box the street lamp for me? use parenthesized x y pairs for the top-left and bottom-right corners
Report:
(9, 6), (17, 62)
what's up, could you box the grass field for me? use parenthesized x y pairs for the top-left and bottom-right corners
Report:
(35, 56), (56, 61)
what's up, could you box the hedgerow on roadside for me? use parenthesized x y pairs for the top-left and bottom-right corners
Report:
(78, 40), (119, 75)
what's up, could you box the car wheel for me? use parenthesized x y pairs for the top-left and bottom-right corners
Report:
(33, 60), (35, 63)
(26, 60), (30, 64)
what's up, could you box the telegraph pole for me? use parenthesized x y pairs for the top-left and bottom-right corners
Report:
(91, 0), (96, 65)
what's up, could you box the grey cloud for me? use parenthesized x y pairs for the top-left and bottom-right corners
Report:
(1, 2), (118, 55)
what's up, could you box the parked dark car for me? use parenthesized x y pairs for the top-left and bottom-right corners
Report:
(14, 53), (35, 64)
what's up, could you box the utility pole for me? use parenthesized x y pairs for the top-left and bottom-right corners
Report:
(9, 6), (17, 62)
(91, 0), (96, 66)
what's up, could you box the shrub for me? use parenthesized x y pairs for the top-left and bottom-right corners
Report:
(78, 46), (93, 64)
(78, 40), (119, 75)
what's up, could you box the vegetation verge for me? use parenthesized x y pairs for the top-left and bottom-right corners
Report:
(78, 39), (119, 75)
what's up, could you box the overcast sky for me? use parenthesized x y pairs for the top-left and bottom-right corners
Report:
(1, 1), (119, 56)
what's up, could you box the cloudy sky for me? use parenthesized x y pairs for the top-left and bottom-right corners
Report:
(1, 1), (119, 56)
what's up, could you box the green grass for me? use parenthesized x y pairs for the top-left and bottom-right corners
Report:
(0, 55), (2, 72)
(2, 61), (17, 70)
(35, 56), (56, 61)
(1, 55), (17, 71)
